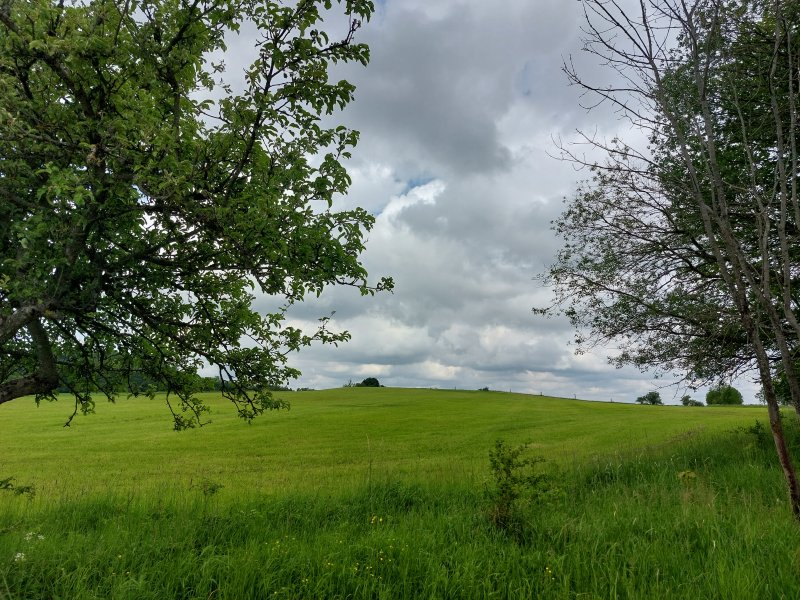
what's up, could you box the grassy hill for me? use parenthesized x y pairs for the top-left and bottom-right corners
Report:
(0, 388), (764, 496)
(0, 389), (797, 598)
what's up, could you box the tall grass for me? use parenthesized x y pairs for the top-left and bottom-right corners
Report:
(1, 390), (798, 598)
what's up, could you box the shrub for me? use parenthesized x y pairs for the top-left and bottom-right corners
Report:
(485, 440), (549, 535)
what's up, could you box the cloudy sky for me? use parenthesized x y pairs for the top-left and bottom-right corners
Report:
(249, 0), (757, 403)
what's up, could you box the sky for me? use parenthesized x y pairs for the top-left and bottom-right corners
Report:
(242, 0), (760, 404)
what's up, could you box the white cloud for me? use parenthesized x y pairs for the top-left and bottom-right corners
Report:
(243, 0), (762, 405)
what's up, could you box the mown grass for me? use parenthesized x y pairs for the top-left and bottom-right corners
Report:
(1, 389), (798, 598)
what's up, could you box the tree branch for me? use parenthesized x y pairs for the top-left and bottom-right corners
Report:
(0, 317), (59, 405)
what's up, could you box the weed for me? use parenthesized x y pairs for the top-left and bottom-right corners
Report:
(485, 440), (549, 535)
(741, 420), (771, 449)
(192, 478), (224, 497)
(0, 476), (34, 498)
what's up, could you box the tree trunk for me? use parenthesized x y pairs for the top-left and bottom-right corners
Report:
(763, 382), (800, 519)
(753, 327), (800, 518)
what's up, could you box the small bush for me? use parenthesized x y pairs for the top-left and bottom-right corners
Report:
(485, 440), (549, 535)
(739, 420), (771, 450)
(192, 478), (224, 497)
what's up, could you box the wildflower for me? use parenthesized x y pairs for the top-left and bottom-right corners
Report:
(13, 552), (25, 562)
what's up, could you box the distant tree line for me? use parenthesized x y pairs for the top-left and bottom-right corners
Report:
(636, 384), (743, 406)
(344, 378), (382, 388)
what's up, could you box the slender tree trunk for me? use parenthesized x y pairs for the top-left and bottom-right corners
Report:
(761, 364), (800, 518)
(750, 319), (800, 518)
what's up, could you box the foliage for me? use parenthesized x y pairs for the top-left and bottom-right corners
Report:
(0, 0), (390, 428)
(706, 384), (744, 406)
(540, 1), (800, 396)
(738, 419), (771, 449)
(767, 361), (800, 406)
(635, 391), (663, 405)
(681, 395), (704, 407)
(540, 0), (800, 516)
(485, 439), (549, 534)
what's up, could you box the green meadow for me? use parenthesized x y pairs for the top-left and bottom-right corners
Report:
(1, 388), (798, 599)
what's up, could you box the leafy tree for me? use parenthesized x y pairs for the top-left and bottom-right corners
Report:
(681, 395), (704, 407)
(541, 0), (800, 516)
(358, 377), (380, 387)
(0, 0), (391, 428)
(635, 391), (663, 405)
(706, 384), (744, 406)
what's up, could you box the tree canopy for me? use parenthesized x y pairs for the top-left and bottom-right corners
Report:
(681, 395), (704, 407)
(706, 384), (743, 406)
(541, 0), (800, 516)
(0, 0), (390, 427)
(635, 391), (663, 406)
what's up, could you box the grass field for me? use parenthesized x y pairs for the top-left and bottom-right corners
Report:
(1, 388), (798, 599)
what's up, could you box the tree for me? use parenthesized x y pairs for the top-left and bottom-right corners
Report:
(540, 0), (800, 516)
(706, 384), (743, 406)
(0, 0), (391, 428)
(635, 391), (663, 405)
(681, 395), (704, 407)
(359, 377), (380, 387)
